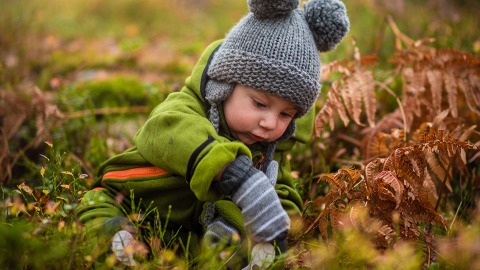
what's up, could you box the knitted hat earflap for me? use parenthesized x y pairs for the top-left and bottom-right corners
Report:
(205, 79), (234, 132)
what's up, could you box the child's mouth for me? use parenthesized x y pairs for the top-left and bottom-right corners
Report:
(249, 133), (265, 142)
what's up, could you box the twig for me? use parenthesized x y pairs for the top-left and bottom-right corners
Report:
(374, 16), (388, 56)
(332, 158), (365, 169)
(386, 15), (414, 49)
(336, 133), (362, 147)
(67, 152), (94, 182)
(449, 201), (462, 232)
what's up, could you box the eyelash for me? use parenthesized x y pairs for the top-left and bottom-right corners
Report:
(253, 99), (293, 118)
(253, 99), (266, 108)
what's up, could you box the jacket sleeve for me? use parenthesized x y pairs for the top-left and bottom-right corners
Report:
(76, 188), (125, 237)
(133, 87), (251, 202)
(133, 41), (252, 202)
(274, 107), (315, 215)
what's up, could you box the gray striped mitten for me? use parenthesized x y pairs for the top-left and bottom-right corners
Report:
(204, 216), (240, 248)
(215, 155), (289, 243)
(265, 160), (279, 186)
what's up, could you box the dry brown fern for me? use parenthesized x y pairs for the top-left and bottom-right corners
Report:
(315, 48), (378, 137)
(393, 46), (480, 129)
(364, 127), (476, 246)
(304, 16), (480, 267)
(315, 17), (479, 140)
(0, 85), (64, 183)
(303, 127), (477, 250)
(303, 167), (364, 241)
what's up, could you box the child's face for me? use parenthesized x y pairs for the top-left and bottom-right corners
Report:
(223, 85), (297, 145)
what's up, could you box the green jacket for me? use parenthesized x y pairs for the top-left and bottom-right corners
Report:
(76, 40), (314, 256)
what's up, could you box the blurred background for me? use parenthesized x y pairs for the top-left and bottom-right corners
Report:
(1, 0), (478, 87)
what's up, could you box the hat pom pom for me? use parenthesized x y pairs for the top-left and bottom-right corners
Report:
(304, 0), (350, 52)
(248, 0), (299, 19)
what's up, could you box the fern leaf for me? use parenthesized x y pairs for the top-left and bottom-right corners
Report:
(397, 147), (425, 189)
(330, 204), (344, 229)
(377, 224), (395, 246)
(318, 214), (329, 241)
(431, 109), (450, 129)
(315, 82), (350, 136)
(364, 158), (384, 197)
(457, 76), (480, 116)
(319, 173), (346, 191)
(374, 171), (404, 209)
(314, 97), (335, 137)
(425, 145), (451, 192)
(359, 71), (377, 127)
(444, 70), (458, 117)
(458, 125), (477, 142)
(421, 169), (439, 208)
(366, 130), (406, 159)
(339, 167), (362, 190)
(426, 69), (443, 114)
(342, 76), (364, 126)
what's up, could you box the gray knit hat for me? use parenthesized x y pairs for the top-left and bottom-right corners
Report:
(206, 0), (350, 122)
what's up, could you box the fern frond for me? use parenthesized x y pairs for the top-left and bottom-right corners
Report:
(426, 69), (443, 113)
(374, 170), (404, 209)
(457, 76), (480, 116)
(342, 75), (364, 126)
(315, 82), (350, 136)
(319, 173), (346, 191)
(421, 169), (439, 208)
(338, 167), (362, 190)
(444, 70), (458, 117)
(330, 204), (345, 230)
(425, 148), (452, 191)
(364, 158), (384, 196)
(395, 146), (425, 190)
(365, 129), (406, 159)
(358, 71), (377, 127)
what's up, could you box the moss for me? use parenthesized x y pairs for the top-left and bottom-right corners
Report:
(59, 75), (164, 110)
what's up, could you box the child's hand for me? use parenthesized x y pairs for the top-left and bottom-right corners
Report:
(214, 155), (289, 243)
(265, 160), (279, 186)
(102, 217), (138, 267)
(204, 216), (240, 248)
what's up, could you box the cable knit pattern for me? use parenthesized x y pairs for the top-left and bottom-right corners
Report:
(304, 0), (350, 52)
(206, 0), (349, 120)
(208, 9), (322, 117)
(248, 0), (299, 19)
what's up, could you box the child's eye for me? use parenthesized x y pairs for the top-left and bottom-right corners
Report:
(280, 112), (294, 118)
(253, 99), (266, 108)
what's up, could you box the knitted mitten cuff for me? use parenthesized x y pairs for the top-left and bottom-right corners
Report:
(214, 155), (256, 195)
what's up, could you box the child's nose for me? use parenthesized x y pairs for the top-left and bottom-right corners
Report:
(259, 113), (277, 130)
